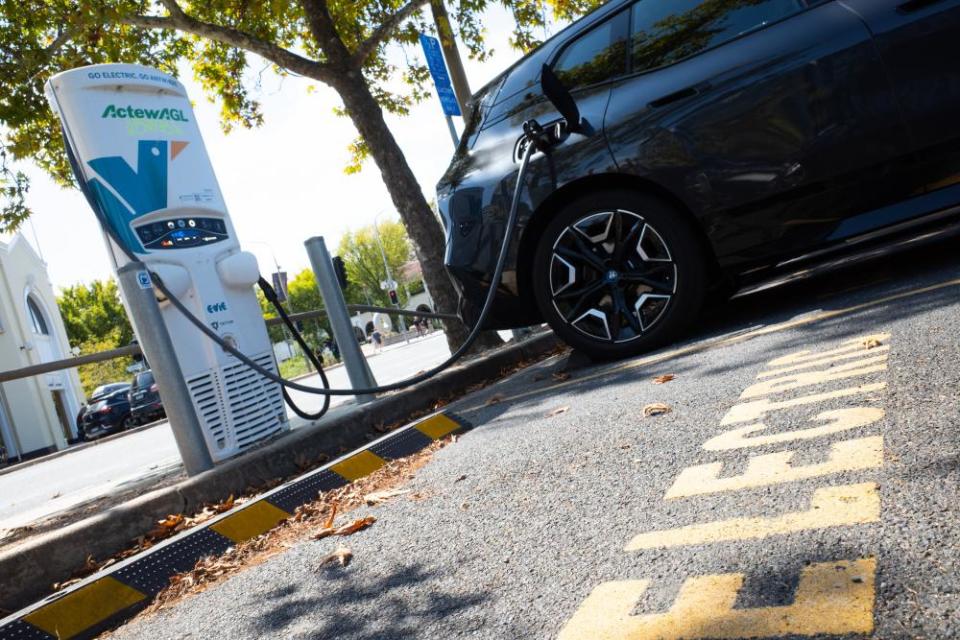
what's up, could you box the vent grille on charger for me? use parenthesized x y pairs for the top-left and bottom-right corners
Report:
(187, 371), (227, 450)
(222, 352), (286, 450)
(186, 352), (286, 454)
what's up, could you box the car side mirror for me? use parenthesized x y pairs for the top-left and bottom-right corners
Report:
(541, 64), (584, 134)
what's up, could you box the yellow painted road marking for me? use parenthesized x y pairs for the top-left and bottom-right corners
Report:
(740, 354), (888, 399)
(557, 558), (876, 639)
(331, 449), (387, 481)
(758, 345), (890, 379)
(721, 383), (886, 426)
(626, 482), (879, 550)
(458, 278), (957, 416)
(705, 407), (884, 450)
(210, 500), (291, 543)
(665, 436), (883, 499)
(415, 413), (461, 440)
(765, 333), (890, 370)
(24, 577), (146, 639)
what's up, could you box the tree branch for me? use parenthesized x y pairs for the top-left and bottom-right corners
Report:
(118, 10), (334, 84)
(299, 0), (351, 67)
(353, 0), (430, 66)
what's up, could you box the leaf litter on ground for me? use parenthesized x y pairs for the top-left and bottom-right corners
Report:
(546, 406), (570, 417)
(318, 546), (353, 569)
(652, 374), (676, 384)
(643, 402), (672, 417)
(135, 438), (451, 616)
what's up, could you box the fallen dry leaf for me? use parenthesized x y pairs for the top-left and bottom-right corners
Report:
(213, 495), (235, 514)
(551, 372), (571, 382)
(652, 374), (676, 385)
(324, 503), (338, 529)
(318, 546), (353, 569)
(485, 393), (506, 406)
(364, 489), (410, 506)
(314, 516), (376, 540)
(863, 338), (883, 349)
(643, 403), (672, 417)
(546, 406), (570, 417)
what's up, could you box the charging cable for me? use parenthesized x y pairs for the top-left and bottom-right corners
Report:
(65, 120), (544, 398)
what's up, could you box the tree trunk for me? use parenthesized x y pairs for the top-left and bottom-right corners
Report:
(331, 69), (503, 354)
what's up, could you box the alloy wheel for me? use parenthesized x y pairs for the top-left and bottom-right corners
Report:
(549, 209), (677, 344)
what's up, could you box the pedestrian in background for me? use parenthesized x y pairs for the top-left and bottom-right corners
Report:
(371, 329), (383, 354)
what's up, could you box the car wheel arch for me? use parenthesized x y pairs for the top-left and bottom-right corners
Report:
(515, 173), (722, 316)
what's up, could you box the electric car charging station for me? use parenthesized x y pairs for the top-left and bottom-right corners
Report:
(39, 56), (540, 470)
(46, 64), (288, 462)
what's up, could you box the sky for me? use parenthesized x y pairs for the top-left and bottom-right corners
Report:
(8, 6), (559, 290)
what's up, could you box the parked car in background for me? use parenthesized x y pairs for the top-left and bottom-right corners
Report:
(438, 0), (960, 359)
(129, 370), (165, 425)
(79, 382), (132, 439)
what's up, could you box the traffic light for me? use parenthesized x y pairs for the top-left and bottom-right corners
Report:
(388, 289), (399, 305)
(331, 256), (349, 291)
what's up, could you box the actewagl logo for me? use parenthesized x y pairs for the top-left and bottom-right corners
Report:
(101, 104), (189, 122)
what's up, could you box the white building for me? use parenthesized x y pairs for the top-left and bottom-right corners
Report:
(0, 235), (85, 460)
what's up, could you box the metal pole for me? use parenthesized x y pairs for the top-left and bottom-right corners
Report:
(116, 262), (214, 476)
(445, 116), (460, 149)
(372, 219), (407, 334)
(305, 237), (378, 404)
(430, 0), (473, 118)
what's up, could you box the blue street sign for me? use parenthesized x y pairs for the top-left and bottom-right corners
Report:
(419, 34), (462, 117)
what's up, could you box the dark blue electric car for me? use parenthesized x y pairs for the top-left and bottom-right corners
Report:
(438, 0), (960, 358)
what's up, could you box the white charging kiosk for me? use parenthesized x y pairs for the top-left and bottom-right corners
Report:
(46, 63), (288, 461)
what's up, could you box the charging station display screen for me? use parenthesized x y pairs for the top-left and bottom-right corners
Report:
(135, 217), (229, 250)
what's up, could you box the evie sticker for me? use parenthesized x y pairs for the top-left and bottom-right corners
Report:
(137, 271), (152, 289)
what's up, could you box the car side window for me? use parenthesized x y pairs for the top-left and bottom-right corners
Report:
(631, 0), (803, 74)
(553, 11), (630, 91)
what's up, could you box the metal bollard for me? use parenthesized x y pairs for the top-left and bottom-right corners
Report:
(117, 262), (214, 476)
(305, 237), (378, 404)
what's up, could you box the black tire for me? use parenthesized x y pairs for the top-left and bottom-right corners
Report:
(532, 189), (706, 360)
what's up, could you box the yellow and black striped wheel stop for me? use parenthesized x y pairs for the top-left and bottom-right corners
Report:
(0, 411), (471, 640)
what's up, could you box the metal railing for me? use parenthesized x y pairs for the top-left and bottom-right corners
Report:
(0, 304), (457, 385)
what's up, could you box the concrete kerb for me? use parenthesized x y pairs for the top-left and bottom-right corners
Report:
(0, 331), (562, 613)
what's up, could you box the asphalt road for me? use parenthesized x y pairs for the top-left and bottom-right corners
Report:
(110, 238), (960, 639)
(0, 333), (453, 534)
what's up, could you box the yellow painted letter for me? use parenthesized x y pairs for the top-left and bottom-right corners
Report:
(665, 436), (883, 499)
(558, 558), (876, 639)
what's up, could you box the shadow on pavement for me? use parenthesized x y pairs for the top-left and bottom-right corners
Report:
(253, 561), (499, 640)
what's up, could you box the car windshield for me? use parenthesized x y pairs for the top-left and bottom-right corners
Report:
(90, 399), (108, 412)
(135, 372), (154, 388)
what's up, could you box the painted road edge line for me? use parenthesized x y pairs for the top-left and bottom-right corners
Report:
(0, 411), (472, 640)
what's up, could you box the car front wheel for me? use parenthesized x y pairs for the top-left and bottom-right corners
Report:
(532, 190), (706, 360)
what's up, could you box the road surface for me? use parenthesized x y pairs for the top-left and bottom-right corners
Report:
(0, 333), (453, 533)
(111, 238), (960, 639)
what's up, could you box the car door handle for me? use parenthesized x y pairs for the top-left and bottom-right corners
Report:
(648, 85), (707, 109)
(898, 0), (945, 12)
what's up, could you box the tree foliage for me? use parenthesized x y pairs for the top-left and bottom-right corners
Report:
(0, 0), (602, 226)
(57, 279), (137, 395)
(57, 278), (133, 348)
(75, 329), (134, 396)
(337, 218), (413, 308)
(0, 0), (604, 352)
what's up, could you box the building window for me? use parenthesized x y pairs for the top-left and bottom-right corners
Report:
(26, 295), (49, 335)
